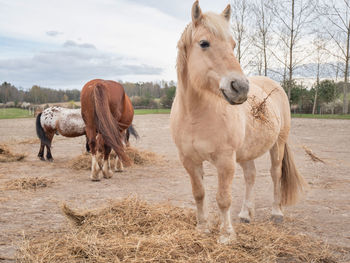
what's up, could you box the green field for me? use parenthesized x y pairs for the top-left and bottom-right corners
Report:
(1, 108), (350, 120)
(291, 113), (350, 119)
(0, 108), (34, 119)
(134, 109), (171, 115)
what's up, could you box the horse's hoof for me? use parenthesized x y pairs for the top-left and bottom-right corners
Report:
(91, 178), (101, 182)
(271, 215), (283, 224)
(90, 173), (101, 181)
(47, 158), (54, 162)
(240, 217), (250, 224)
(103, 170), (113, 179)
(217, 232), (237, 245)
(39, 157), (45, 161)
(115, 169), (123, 173)
(196, 223), (210, 234)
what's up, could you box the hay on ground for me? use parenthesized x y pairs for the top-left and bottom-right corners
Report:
(18, 197), (337, 263)
(303, 145), (325, 163)
(18, 138), (40, 144)
(3, 177), (53, 190)
(69, 147), (161, 170)
(0, 144), (26, 162)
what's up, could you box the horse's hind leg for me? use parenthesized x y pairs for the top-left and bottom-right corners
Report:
(238, 160), (256, 223)
(269, 141), (286, 223)
(114, 155), (124, 172)
(87, 128), (101, 181)
(181, 156), (208, 233)
(102, 144), (113, 179)
(38, 141), (45, 161)
(46, 133), (54, 162)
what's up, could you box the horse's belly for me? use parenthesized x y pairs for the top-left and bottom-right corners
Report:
(58, 117), (85, 136)
(236, 119), (280, 162)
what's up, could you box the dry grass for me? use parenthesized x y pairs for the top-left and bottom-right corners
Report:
(0, 144), (26, 162)
(17, 138), (40, 144)
(3, 177), (53, 190)
(69, 147), (161, 170)
(17, 197), (337, 263)
(303, 145), (325, 163)
(249, 88), (278, 123)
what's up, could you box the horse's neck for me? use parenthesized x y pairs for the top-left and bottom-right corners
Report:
(176, 81), (227, 118)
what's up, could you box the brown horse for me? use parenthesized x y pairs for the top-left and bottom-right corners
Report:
(81, 79), (134, 181)
(170, 1), (306, 244)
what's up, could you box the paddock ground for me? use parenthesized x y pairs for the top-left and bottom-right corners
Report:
(0, 115), (349, 261)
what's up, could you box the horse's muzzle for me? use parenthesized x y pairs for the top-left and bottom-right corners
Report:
(219, 73), (249, 105)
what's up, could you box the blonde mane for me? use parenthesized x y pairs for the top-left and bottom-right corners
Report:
(176, 12), (231, 86)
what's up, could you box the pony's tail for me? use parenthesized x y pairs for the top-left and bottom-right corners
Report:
(35, 112), (51, 147)
(93, 84), (130, 165)
(281, 143), (307, 206)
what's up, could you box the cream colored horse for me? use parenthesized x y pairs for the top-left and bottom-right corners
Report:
(170, 1), (306, 244)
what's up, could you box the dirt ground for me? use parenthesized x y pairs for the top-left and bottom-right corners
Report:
(0, 115), (349, 262)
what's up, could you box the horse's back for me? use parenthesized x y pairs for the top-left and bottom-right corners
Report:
(81, 79), (133, 129)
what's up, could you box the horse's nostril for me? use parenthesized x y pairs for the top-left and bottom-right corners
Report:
(230, 81), (238, 93)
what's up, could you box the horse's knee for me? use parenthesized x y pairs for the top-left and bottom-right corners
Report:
(216, 191), (232, 211)
(192, 186), (205, 203)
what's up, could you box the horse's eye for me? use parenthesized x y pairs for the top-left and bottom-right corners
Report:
(199, 40), (210, 49)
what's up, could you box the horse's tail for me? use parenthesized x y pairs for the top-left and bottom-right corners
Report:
(281, 143), (307, 206)
(35, 112), (51, 147)
(127, 124), (139, 140)
(93, 83), (129, 164)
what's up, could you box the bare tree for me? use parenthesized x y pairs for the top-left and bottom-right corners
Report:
(231, 0), (253, 67)
(318, 0), (350, 114)
(251, 0), (274, 76)
(311, 35), (327, 114)
(269, 0), (314, 100)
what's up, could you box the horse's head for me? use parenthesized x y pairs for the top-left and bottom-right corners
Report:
(178, 1), (249, 105)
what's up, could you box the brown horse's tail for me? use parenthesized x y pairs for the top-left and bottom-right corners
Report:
(92, 84), (130, 164)
(281, 143), (307, 206)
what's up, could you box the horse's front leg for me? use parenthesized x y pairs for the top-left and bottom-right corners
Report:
(214, 152), (236, 244)
(102, 144), (113, 179)
(181, 156), (208, 233)
(238, 160), (256, 223)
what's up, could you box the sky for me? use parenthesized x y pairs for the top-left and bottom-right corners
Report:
(0, 0), (230, 90)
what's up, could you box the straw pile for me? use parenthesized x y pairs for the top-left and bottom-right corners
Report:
(69, 147), (160, 170)
(303, 145), (325, 163)
(4, 177), (53, 190)
(17, 197), (337, 263)
(0, 144), (26, 162)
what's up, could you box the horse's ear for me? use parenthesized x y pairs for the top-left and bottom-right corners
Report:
(192, 1), (202, 26)
(221, 4), (231, 21)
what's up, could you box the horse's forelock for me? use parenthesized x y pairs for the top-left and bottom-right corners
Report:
(176, 12), (231, 84)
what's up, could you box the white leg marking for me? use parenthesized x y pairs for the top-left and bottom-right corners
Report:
(238, 161), (256, 223)
(115, 155), (124, 172)
(102, 158), (113, 179)
(91, 154), (101, 181)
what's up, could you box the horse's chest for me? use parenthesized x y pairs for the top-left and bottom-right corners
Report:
(178, 122), (232, 162)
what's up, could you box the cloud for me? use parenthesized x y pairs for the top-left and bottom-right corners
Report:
(46, 30), (63, 37)
(63, 40), (96, 49)
(0, 41), (162, 89)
